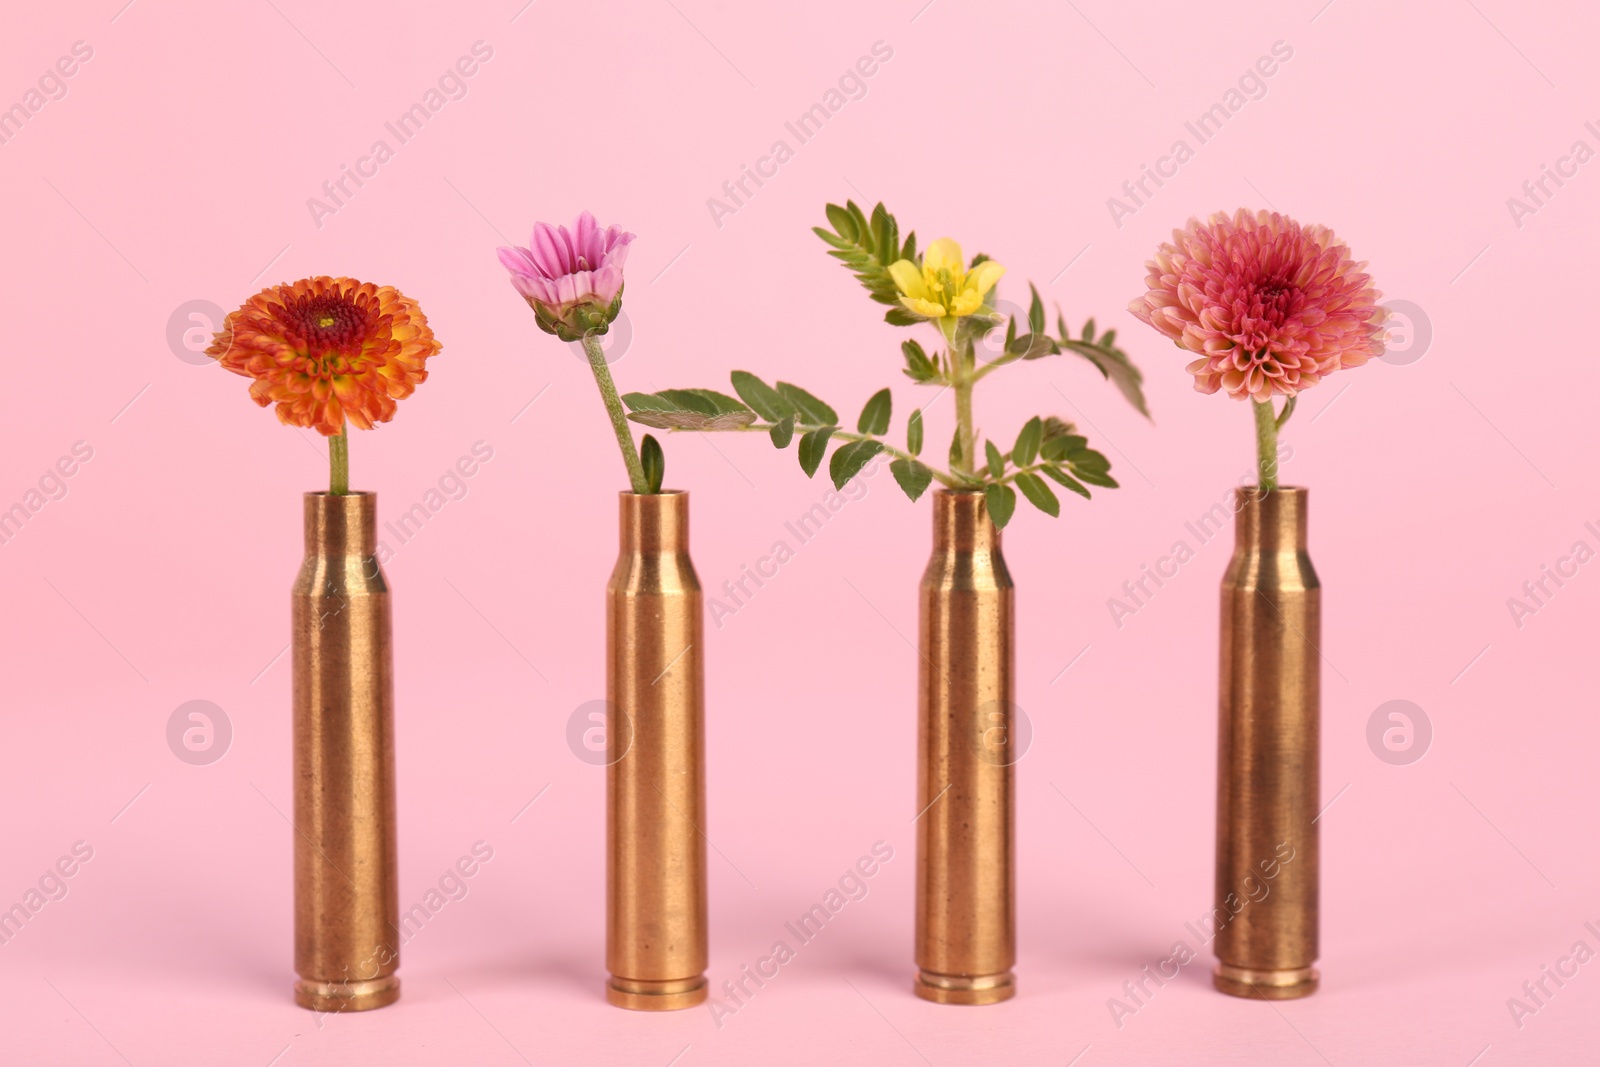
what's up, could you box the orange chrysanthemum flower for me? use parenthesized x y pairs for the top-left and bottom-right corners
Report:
(207, 276), (440, 436)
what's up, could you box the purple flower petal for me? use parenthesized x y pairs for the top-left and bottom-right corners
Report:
(531, 222), (570, 277)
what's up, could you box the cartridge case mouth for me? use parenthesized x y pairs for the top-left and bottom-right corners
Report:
(303, 490), (380, 557)
(605, 975), (707, 1011)
(930, 488), (1002, 552)
(913, 969), (1016, 1005)
(1231, 485), (1309, 551)
(617, 489), (690, 554)
(1212, 963), (1318, 1000)
(294, 975), (401, 1013)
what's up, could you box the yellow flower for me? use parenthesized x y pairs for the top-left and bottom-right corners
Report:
(887, 238), (1006, 320)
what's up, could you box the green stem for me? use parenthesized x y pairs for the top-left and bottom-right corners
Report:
(952, 341), (976, 475)
(1276, 395), (1297, 431)
(1252, 398), (1278, 491)
(329, 427), (349, 495)
(727, 423), (966, 488)
(582, 333), (648, 494)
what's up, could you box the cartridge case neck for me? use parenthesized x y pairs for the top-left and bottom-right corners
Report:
(931, 490), (1001, 553)
(1232, 487), (1308, 552)
(618, 491), (690, 554)
(304, 492), (379, 557)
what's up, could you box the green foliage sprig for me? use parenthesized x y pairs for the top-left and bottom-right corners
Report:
(627, 201), (1149, 528)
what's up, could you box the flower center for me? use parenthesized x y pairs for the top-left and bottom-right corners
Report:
(277, 290), (379, 376)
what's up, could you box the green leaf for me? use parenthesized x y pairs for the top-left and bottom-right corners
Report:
(984, 483), (1016, 529)
(889, 458), (933, 502)
(901, 339), (938, 382)
(657, 388), (743, 416)
(622, 389), (758, 430)
(1066, 447), (1111, 473)
(857, 388), (892, 435)
(640, 434), (665, 494)
(1015, 472), (1059, 517)
(816, 200), (909, 307)
(824, 202), (856, 240)
(769, 416), (795, 448)
(985, 439), (1005, 481)
(1028, 283), (1045, 336)
(1041, 464), (1091, 499)
(1058, 329), (1150, 418)
(775, 382), (838, 425)
(621, 391), (676, 413)
(1013, 416), (1043, 467)
(949, 429), (964, 471)
(1074, 468), (1119, 489)
(907, 408), (924, 456)
(1041, 434), (1089, 463)
(798, 426), (835, 478)
(730, 371), (794, 422)
(829, 439), (885, 489)
(885, 306), (923, 327)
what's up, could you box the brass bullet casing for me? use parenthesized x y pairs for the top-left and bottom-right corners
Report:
(914, 490), (1017, 1006)
(292, 492), (401, 1013)
(1213, 487), (1320, 1000)
(606, 491), (708, 1011)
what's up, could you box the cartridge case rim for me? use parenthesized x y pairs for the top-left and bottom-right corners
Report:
(913, 969), (1016, 1005)
(605, 975), (708, 1011)
(1211, 963), (1319, 1000)
(293, 976), (401, 1013)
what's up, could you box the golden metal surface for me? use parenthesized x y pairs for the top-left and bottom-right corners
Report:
(914, 490), (1016, 1006)
(1213, 487), (1319, 1000)
(606, 491), (708, 1011)
(292, 492), (401, 1013)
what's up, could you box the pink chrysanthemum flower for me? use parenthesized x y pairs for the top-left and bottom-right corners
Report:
(497, 211), (634, 342)
(1128, 209), (1385, 401)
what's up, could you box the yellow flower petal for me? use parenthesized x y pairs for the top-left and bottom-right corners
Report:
(923, 238), (964, 277)
(967, 260), (1006, 300)
(949, 290), (984, 317)
(888, 259), (927, 300)
(900, 295), (946, 318)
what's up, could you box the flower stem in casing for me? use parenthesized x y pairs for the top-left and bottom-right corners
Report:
(1252, 398), (1278, 491)
(330, 428), (349, 496)
(952, 341), (976, 474)
(582, 333), (649, 494)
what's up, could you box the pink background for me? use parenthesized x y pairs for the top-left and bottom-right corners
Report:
(2, 0), (1596, 1063)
